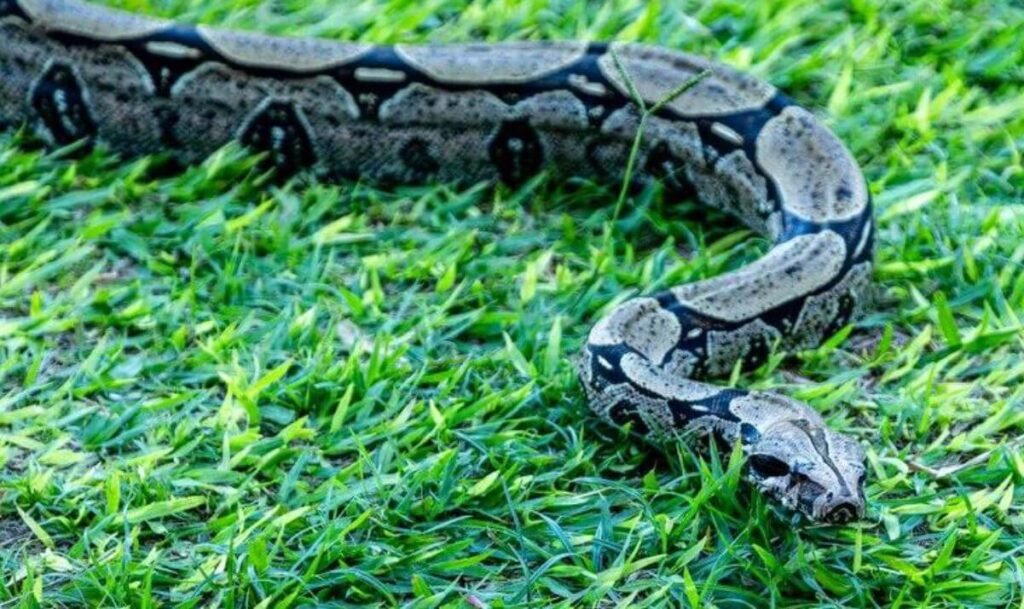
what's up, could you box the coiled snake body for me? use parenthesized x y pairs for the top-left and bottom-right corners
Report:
(0, 0), (872, 522)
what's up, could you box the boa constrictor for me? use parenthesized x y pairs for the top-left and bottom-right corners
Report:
(0, 0), (873, 523)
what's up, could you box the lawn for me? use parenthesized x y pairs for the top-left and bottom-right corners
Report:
(1, 0), (1023, 606)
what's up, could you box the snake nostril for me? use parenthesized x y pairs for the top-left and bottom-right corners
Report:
(825, 502), (858, 523)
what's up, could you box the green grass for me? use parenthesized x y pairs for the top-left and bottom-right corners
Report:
(2, 0), (1023, 606)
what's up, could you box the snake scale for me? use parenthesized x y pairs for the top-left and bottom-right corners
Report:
(0, 0), (873, 522)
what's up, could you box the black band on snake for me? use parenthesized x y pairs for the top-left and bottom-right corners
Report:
(0, 0), (873, 523)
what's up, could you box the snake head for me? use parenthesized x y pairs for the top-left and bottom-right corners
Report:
(743, 414), (867, 523)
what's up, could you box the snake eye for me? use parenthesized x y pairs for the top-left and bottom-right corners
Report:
(749, 454), (791, 478)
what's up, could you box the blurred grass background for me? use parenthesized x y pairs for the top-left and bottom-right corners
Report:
(1, 0), (1023, 606)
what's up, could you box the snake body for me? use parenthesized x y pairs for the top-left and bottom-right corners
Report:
(0, 0), (872, 522)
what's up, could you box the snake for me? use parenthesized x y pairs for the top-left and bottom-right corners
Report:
(0, 0), (873, 523)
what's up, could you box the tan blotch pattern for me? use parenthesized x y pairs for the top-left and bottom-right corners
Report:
(0, 22), (164, 154)
(395, 42), (587, 84)
(757, 106), (868, 223)
(670, 230), (848, 322)
(19, 0), (168, 39)
(598, 108), (774, 235)
(170, 63), (360, 164)
(587, 297), (681, 365)
(729, 391), (825, 431)
(583, 379), (677, 435)
(705, 319), (782, 376)
(789, 261), (872, 349)
(598, 43), (776, 117)
(687, 149), (775, 238)
(379, 85), (508, 126)
(197, 26), (371, 72)
(620, 353), (722, 403)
